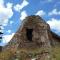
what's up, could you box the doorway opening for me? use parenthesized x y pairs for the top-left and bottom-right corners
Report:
(26, 29), (33, 41)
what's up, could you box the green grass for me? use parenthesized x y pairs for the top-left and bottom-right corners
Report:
(51, 46), (60, 60)
(0, 48), (17, 60)
(0, 46), (60, 60)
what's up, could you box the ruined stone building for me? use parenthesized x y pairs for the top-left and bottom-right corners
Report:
(4, 15), (60, 48)
(4, 15), (51, 49)
(1, 15), (60, 60)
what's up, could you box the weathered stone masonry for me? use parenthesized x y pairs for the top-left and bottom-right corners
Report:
(3, 15), (60, 60)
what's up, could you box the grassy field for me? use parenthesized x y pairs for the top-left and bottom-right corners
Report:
(0, 46), (60, 60)
(51, 46), (60, 60)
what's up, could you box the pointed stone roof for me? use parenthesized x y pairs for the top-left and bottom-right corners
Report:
(17, 15), (47, 33)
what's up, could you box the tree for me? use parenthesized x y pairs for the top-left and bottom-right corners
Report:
(0, 25), (3, 51)
(0, 25), (3, 43)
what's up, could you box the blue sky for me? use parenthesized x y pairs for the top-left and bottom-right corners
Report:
(0, 0), (60, 46)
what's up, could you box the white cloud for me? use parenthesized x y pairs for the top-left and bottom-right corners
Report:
(7, 30), (11, 33)
(0, 25), (4, 33)
(10, 21), (14, 24)
(3, 33), (15, 43)
(6, 2), (13, 8)
(47, 18), (60, 33)
(0, 0), (4, 6)
(48, 9), (60, 15)
(20, 11), (27, 21)
(35, 10), (46, 16)
(14, 4), (21, 12)
(0, 0), (13, 26)
(0, 26), (4, 30)
(14, 0), (29, 12)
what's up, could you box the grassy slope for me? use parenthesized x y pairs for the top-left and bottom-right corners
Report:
(0, 46), (60, 60)
(51, 46), (60, 60)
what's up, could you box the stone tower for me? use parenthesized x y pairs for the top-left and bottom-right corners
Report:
(3, 15), (52, 60)
(5, 15), (51, 49)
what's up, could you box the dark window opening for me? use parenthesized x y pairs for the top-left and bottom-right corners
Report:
(26, 29), (33, 41)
